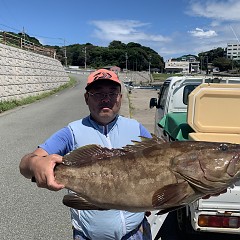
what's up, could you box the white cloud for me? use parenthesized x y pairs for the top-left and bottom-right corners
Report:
(90, 20), (171, 43)
(88, 3), (240, 61)
(187, 0), (240, 21)
(189, 28), (218, 38)
(210, 20), (221, 27)
(158, 47), (187, 57)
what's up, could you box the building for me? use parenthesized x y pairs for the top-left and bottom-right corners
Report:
(103, 66), (121, 73)
(226, 43), (240, 61)
(165, 55), (200, 74)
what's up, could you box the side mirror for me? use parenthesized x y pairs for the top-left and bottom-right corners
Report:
(149, 98), (157, 109)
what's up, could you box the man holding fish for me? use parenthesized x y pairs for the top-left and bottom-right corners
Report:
(19, 69), (152, 240)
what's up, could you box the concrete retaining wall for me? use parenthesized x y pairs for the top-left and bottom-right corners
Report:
(0, 43), (69, 102)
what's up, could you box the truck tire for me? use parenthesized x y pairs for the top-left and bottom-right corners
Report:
(177, 207), (194, 237)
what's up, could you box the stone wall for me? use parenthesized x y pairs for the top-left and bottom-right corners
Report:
(0, 43), (69, 102)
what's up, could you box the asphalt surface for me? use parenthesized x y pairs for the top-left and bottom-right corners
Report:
(0, 73), (89, 239)
(128, 87), (157, 133)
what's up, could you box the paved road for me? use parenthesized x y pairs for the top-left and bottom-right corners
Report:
(0, 73), (89, 239)
(128, 88), (157, 133)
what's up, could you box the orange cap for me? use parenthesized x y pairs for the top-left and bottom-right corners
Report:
(85, 69), (121, 90)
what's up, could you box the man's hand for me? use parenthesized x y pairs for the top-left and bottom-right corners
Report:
(19, 148), (65, 191)
(31, 154), (65, 191)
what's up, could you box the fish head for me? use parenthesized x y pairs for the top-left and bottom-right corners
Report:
(200, 142), (240, 181)
(172, 141), (240, 192)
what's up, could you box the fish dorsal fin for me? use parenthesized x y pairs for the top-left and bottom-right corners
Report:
(122, 135), (165, 152)
(152, 181), (191, 208)
(151, 133), (167, 143)
(63, 144), (124, 166)
(63, 194), (107, 210)
(62, 135), (165, 167)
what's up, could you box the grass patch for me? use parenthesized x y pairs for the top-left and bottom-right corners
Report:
(0, 77), (76, 113)
(152, 73), (183, 82)
(127, 92), (134, 118)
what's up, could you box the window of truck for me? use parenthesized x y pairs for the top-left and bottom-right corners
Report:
(158, 84), (170, 109)
(183, 84), (199, 105)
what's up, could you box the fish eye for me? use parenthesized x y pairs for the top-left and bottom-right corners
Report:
(219, 144), (228, 151)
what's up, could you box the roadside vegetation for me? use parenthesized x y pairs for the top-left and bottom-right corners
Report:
(127, 94), (134, 118)
(0, 77), (76, 113)
(3, 31), (240, 73)
(152, 73), (183, 82)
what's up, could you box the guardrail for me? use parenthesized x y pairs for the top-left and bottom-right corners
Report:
(0, 31), (56, 58)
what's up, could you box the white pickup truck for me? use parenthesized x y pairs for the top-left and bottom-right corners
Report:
(149, 75), (240, 239)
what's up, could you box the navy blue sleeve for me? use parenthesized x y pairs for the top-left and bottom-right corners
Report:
(139, 123), (152, 138)
(38, 126), (73, 156)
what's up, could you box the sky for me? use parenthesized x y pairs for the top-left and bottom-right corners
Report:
(0, 0), (240, 61)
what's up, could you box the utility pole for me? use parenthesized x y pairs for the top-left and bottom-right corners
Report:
(21, 27), (26, 48)
(125, 52), (128, 71)
(206, 55), (208, 75)
(148, 55), (152, 74)
(63, 39), (67, 67)
(200, 56), (202, 73)
(84, 46), (87, 69)
(148, 55), (152, 84)
(22, 27), (26, 41)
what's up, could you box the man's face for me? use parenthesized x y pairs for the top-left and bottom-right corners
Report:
(84, 80), (122, 125)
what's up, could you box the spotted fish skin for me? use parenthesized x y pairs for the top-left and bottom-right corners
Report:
(54, 136), (240, 212)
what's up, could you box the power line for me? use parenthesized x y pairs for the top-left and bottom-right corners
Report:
(0, 23), (21, 32)
(0, 22), (67, 46)
(26, 32), (64, 40)
(230, 25), (240, 44)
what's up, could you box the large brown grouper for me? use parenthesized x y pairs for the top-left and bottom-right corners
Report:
(54, 136), (240, 213)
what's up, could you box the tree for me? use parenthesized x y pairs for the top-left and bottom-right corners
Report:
(212, 57), (232, 71)
(4, 31), (165, 70)
(108, 41), (126, 49)
(198, 48), (225, 63)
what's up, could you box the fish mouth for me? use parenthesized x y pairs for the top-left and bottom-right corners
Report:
(227, 153), (240, 177)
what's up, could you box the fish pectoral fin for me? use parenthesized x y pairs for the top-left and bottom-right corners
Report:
(62, 194), (107, 210)
(152, 181), (191, 208)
